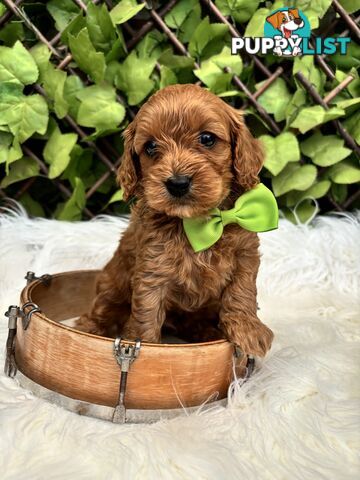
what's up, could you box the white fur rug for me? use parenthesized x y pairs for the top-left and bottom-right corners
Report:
(0, 205), (359, 480)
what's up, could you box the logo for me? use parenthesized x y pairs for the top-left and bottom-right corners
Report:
(231, 7), (351, 57)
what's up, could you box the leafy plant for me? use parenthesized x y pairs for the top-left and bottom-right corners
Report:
(0, 0), (359, 221)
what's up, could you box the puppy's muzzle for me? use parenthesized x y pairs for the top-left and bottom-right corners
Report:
(294, 18), (303, 25)
(165, 175), (192, 198)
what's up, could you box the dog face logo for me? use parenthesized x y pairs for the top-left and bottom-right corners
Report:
(266, 8), (304, 39)
(264, 7), (310, 56)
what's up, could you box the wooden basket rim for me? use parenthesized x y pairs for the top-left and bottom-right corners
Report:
(21, 269), (229, 349)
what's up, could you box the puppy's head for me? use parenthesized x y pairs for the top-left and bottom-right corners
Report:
(266, 9), (304, 37)
(118, 84), (263, 218)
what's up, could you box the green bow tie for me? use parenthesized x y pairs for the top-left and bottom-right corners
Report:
(183, 183), (278, 252)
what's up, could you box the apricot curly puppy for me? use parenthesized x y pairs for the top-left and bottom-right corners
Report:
(76, 84), (274, 357)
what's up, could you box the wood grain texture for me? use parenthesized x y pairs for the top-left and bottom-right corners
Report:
(15, 271), (247, 409)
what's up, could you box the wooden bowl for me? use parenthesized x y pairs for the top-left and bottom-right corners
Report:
(10, 271), (249, 421)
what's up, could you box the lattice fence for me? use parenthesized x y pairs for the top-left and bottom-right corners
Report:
(0, 0), (359, 220)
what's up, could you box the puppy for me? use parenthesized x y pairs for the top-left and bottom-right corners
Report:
(266, 8), (304, 56)
(76, 84), (274, 357)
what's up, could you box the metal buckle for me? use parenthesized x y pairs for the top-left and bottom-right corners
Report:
(4, 306), (20, 378)
(112, 338), (141, 424)
(21, 302), (41, 330)
(25, 271), (52, 286)
(4, 272), (47, 377)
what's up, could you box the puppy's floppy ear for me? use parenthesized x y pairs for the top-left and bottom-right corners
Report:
(117, 120), (141, 201)
(266, 11), (282, 30)
(227, 107), (264, 191)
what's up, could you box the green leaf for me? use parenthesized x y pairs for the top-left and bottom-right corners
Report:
(272, 163), (317, 197)
(285, 180), (331, 207)
(108, 189), (124, 205)
(1, 157), (40, 188)
(68, 28), (106, 84)
(61, 144), (93, 186)
(159, 50), (195, 71)
(327, 158), (360, 184)
(47, 0), (80, 31)
(43, 126), (78, 179)
(60, 12), (86, 45)
(42, 64), (68, 118)
(164, 0), (201, 43)
(330, 42), (360, 70)
(334, 68), (359, 99)
(334, 97), (360, 116)
(331, 184), (347, 203)
(260, 132), (300, 176)
(0, 41), (39, 85)
(160, 65), (178, 89)
(292, 0), (332, 28)
(86, 3), (117, 53)
(63, 75), (84, 119)
(136, 31), (165, 61)
(30, 43), (51, 80)
(294, 56), (325, 94)
(188, 17), (228, 59)
(105, 35), (127, 62)
(285, 89), (307, 127)
(76, 84), (125, 131)
(338, 0), (359, 13)
(115, 51), (156, 105)
(290, 106), (345, 133)
(194, 46), (242, 94)
(215, 0), (260, 23)
(217, 90), (242, 97)
(83, 128), (122, 142)
(165, 0), (198, 29)
(300, 132), (351, 167)
(110, 0), (145, 25)
(56, 177), (86, 221)
(19, 192), (45, 217)
(0, 135), (22, 174)
(283, 199), (318, 224)
(245, 8), (270, 37)
(0, 131), (13, 164)
(343, 110), (360, 144)
(0, 22), (25, 46)
(0, 83), (49, 143)
(256, 78), (292, 122)
(6, 138), (22, 172)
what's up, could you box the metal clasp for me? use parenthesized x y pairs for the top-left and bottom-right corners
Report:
(4, 271), (48, 378)
(4, 305), (20, 377)
(112, 338), (141, 424)
(21, 302), (41, 330)
(25, 271), (52, 286)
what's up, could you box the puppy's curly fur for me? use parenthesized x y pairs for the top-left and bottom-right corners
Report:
(76, 84), (274, 356)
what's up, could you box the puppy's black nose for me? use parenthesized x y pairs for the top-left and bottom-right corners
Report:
(165, 175), (191, 197)
(294, 18), (303, 25)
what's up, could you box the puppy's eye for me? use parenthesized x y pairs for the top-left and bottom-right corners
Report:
(289, 14), (294, 20)
(199, 132), (216, 148)
(144, 140), (157, 157)
(282, 16), (287, 22)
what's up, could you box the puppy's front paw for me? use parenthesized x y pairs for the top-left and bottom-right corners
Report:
(227, 319), (274, 357)
(122, 317), (161, 343)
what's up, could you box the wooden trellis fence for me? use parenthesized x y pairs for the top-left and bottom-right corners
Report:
(0, 0), (359, 218)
